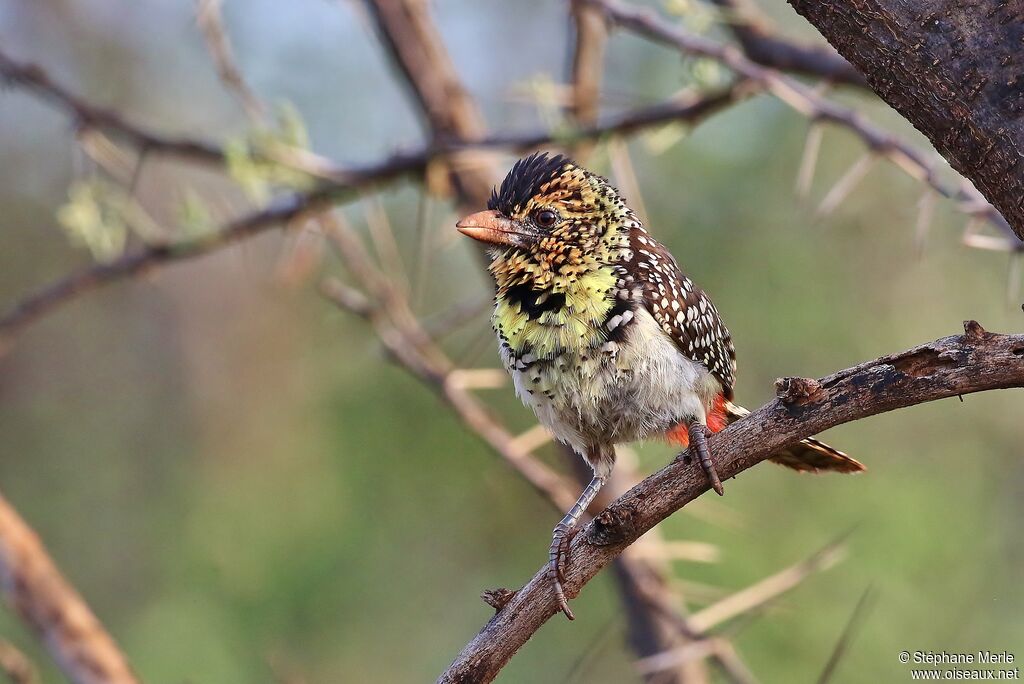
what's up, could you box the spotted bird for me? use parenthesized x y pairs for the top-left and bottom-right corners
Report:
(457, 153), (864, 619)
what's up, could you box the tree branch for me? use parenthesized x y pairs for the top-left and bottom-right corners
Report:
(0, 85), (739, 348)
(0, 189), (334, 345)
(785, 0), (1024, 241)
(0, 49), (223, 164)
(586, 0), (1021, 249)
(361, 0), (496, 208)
(438, 321), (1024, 683)
(0, 495), (139, 684)
(195, 0), (266, 121)
(0, 641), (38, 684)
(568, 0), (609, 160)
(707, 0), (866, 86)
(319, 214), (764, 683)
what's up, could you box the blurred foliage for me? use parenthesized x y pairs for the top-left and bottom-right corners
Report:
(0, 1), (1021, 683)
(56, 179), (128, 260)
(57, 178), (165, 261)
(225, 101), (315, 202)
(176, 186), (216, 238)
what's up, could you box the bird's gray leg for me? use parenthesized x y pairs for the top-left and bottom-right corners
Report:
(688, 420), (724, 496)
(548, 471), (607, 621)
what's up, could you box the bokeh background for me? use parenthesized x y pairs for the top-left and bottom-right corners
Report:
(1, 1), (1021, 681)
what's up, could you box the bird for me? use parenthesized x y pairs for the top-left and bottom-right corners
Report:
(456, 152), (865, 620)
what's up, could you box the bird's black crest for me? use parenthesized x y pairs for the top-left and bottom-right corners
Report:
(487, 152), (574, 215)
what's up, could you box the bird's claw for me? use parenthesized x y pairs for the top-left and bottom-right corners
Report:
(548, 523), (577, 620)
(688, 422), (724, 496)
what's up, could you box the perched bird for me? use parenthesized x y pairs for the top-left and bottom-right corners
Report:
(457, 152), (864, 619)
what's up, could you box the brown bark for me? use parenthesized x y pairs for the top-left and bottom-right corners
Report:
(786, 0), (1024, 240)
(0, 496), (139, 684)
(708, 0), (866, 86)
(438, 322), (1024, 683)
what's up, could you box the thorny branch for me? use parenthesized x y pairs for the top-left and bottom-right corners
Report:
(706, 0), (866, 87)
(785, 0), (1024, 242)
(586, 0), (1021, 249)
(439, 321), (1024, 683)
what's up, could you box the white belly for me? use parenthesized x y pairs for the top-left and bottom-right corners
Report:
(502, 307), (721, 457)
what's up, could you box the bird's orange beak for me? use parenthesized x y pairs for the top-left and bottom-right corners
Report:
(456, 210), (521, 247)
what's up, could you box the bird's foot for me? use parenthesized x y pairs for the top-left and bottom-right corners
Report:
(548, 522), (577, 620)
(688, 421), (724, 496)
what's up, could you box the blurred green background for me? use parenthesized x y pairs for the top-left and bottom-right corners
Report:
(0, 1), (1021, 682)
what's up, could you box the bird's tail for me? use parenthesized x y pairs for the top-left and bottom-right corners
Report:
(724, 401), (866, 473)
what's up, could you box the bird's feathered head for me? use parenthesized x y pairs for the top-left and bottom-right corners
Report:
(456, 152), (634, 288)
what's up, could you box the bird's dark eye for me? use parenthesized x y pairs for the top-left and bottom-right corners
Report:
(533, 209), (558, 228)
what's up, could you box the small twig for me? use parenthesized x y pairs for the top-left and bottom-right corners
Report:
(0, 641), (38, 684)
(774, 376), (824, 405)
(815, 586), (876, 684)
(0, 49), (223, 164)
(688, 538), (846, 633)
(815, 154), (875, 218)
(795, 123), (824, 199)
(608, 137), (649, 225)
(481, 588), (517, 613)
(0, 494), (139, 684)
(195, 0), (267, 121)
